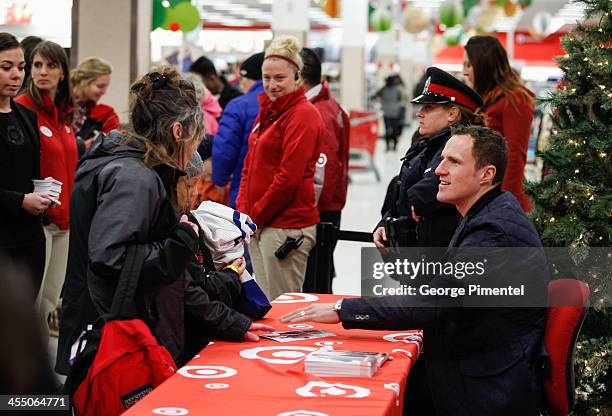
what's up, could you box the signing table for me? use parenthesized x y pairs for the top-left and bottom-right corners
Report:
(123, 293), (422, 416)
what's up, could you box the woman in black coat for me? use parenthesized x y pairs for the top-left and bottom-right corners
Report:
(374, 67), (485, 249)
(0, 32), (51, 300)
(57, 67), (271, 375)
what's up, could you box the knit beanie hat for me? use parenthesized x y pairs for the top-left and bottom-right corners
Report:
(239, 52), (264, 80)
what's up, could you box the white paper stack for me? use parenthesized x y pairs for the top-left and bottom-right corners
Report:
(304, 350), (391, 378)
(33, 178), (62, 205)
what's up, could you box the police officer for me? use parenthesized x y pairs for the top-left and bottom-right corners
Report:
(373, 67), (484, 249)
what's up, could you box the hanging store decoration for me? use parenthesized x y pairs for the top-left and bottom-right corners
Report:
(439, 0), (464, 28)
(504, 1), (520, 16)
(321, 0), (341, 18)
(402, 5), (430, 34)
(369, 1), (393, 32)
(153, 0), (200, 33)
(444, 25), (465, 46)
(529, 11), (553, 39)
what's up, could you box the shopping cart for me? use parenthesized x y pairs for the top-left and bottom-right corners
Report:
(348, 110), (381, 182)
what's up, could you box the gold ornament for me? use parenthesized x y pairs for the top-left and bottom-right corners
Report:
(321, 0), (340, 18)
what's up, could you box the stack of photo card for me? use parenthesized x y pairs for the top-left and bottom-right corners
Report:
(260, 329), (336, 343)
(33, 178), (62, 206)
(304, 350), (391, 377)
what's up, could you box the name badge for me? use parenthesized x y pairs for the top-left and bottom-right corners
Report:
(40, 126), (53, 137)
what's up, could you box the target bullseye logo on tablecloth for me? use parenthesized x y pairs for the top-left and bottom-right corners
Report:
(272, 293), (320, 303)
(295, 381), (371, 398)
(277, 411), (330, 416)
(152, 408), (189, 415)
(239, 346), (319, 364)
(287, 323), (314, 329)
(382, 332), (423, 354)
(176, 365), (237, 379)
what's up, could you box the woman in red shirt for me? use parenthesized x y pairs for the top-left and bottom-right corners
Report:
(70, 57), (119, 156)
(15, 41), (77, 332)
(463, 35), (534, 212)
(237, 35), (323, 301)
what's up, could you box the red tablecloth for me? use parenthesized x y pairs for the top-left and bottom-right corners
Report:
(123, 293), (423, 416)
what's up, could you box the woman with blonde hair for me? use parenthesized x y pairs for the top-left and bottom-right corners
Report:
(71, 57), (119, 155)
(236, 35), (323, 300)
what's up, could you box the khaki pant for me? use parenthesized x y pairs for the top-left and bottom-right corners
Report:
(36, 224), (69, 333)
(249, 225), (316, 301)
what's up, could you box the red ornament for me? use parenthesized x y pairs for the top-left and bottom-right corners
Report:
(170, 22), (180, 31)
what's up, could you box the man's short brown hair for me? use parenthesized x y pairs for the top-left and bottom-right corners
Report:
(450, 125), (508, 185)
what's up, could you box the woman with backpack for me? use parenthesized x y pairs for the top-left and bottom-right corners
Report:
(57, 67), (271, 377)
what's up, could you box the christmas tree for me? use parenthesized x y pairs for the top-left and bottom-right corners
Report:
(525, 0), (611, 413)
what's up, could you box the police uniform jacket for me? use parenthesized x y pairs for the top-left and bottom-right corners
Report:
(380, 126), (460, 247)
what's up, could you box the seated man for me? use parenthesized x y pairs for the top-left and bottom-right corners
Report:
(282, 125), (548, 415)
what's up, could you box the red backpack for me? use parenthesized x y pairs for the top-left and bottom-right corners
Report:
(64, 245), (176, 415)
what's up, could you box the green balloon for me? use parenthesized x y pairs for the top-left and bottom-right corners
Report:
(495, 0), (507, 7)
(169, 0), (189, 6)
(439, 0), (464, 27)
(462, 0), (476, 16)
(444, 25), (464, 46)
(370, 8), (392, 32)
(162, 3), (201, 32)
(152, 0), (167, 30)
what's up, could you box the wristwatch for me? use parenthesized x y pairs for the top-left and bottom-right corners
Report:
(332, 299), (343, 316)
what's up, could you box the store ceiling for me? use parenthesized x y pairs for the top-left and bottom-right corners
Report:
(193, 0), (586, 33)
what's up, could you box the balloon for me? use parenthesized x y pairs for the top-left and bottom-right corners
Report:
(152, 0), (167, 30)
(321, 0), (340, 18)
(504, 1), (519, 16)
(475, 6), (501, 30)
(529, 11), (553, 39)
(370, 7), (393, 32)
(462, 0), (477, 16)
(402, 6), (430, 34)
(163, 2), (201, 33)
(431, 34), (446, 54)
(439, 0), (464, 28)
(444, 25), (464, 46)
(495, 0), (507, 6)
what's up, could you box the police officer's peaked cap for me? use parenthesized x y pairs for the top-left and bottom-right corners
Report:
(411, 67), (483, 112)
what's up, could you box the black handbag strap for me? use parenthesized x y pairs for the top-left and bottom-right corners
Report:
(109, 244), (146, 319)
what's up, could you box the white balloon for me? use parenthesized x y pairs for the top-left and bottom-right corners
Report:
(531, 11), (553, 37)
(402, 6), (430, 34)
